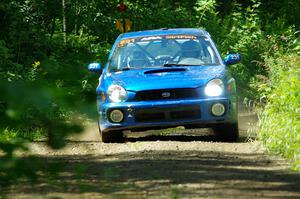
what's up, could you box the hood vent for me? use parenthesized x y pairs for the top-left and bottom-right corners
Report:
(144, 68), (186, 74)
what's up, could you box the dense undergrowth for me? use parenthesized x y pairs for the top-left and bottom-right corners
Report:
(258, 53), (300, 170)
(0, 0), (299, 188)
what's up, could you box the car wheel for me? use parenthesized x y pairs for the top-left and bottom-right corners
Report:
(213, 123), (239, 142)
(100, 130), (124, 143)
(97, 115), (124, 143)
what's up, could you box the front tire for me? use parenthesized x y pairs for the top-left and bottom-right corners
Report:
(100, 130), (124, 143)
(213, 123), (239, 142)
(97, 116), (124, 143)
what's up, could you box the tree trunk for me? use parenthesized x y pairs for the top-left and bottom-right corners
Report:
(62, 0), (67, 45)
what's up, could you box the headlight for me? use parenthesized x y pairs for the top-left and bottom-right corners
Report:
(204, 79), (224, 97)
(107, 84), (128, 102)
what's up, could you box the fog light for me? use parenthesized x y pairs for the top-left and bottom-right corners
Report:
(211, 103), (225, 116)
(109, 109), (124, 123)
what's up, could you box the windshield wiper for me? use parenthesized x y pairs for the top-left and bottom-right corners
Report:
(109, 67), (132, 72)
(110, 67), (135, 72)
(121, 67), (131, 71)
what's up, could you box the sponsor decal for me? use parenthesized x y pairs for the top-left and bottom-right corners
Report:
(166, 35), (197, 39)
(118, 38), (135, 47)
(140, 36), (162, 41)
(118, 34), (197, 48)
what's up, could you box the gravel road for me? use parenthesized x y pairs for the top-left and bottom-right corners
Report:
(4, 111), (300, 199)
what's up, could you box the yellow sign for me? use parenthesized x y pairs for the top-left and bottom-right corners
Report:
(116, 19), (132, 33)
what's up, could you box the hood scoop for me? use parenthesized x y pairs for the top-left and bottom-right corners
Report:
(144, 68), (186, 74)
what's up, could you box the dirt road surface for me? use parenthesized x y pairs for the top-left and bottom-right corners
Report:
(3, 111), (300, 199)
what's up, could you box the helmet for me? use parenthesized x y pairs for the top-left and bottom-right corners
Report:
(181, 40), (201, 58)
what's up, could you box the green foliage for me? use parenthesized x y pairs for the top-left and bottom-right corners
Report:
(0, 128), (44, 142)
(219, 1), (266, 98)
(0, 1), (99, 188)
(258, 53), (300, 170)
(259, 0), (300, 30)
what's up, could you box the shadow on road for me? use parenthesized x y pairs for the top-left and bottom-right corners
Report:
(125, 134), (249, 143)
(3, 150), (300, 198)
(4, 109), (298, 198)
(64, 133), (250, 143)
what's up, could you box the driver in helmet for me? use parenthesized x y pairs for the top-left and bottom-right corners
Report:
(179, 40), (203, 65)
(181, 40), (201, 59)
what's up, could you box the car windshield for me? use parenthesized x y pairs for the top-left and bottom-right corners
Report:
(108, 34), (221, 71)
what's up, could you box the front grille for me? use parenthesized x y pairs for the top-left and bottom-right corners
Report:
(135, 88), (198, 101)
(135, 105), (200, 123)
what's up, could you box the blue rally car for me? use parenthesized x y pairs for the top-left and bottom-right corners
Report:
(88, 28), (241, 143)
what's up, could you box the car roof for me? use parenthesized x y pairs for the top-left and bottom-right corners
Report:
(120, 28), (209, 39)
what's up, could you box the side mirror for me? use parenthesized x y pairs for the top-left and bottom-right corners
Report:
(224, 53), (241, 65)
(88, 62), (102, 74)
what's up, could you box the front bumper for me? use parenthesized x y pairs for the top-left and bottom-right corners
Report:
(98, 98), (237, 132)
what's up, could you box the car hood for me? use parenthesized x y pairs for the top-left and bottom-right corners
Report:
(106, 65), (225, 92)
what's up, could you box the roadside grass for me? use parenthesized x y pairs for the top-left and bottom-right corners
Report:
(0, 112), (92, 143)
(258, 54), (300, 171)
(0, 128), (45, 142)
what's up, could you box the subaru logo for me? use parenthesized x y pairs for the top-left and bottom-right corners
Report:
(162, 92), (171, 98)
